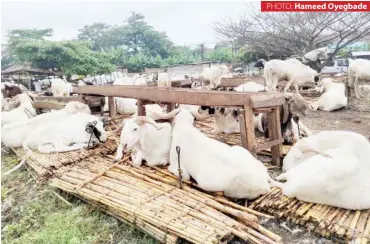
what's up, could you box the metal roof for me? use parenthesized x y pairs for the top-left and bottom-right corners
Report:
(351, 51), (370, 56)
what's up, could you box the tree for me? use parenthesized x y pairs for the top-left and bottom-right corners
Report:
(2, 28), (54, 70)
(77, 12), (174, 58)
(214, 3), (370, 68)
(7, 28), (53, 40)
(77, 23), (112, 50)
(10, 38), (117, 75)
(204, 47), (233, 63)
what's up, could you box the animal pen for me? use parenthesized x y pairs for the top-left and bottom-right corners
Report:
(9, 78), (369, 244)
(73, 84), (286, 165)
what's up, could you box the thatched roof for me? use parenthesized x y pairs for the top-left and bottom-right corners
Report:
(2, 64), (56, 75)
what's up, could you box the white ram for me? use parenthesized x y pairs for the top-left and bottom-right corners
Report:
(154, 109), (281, 200)
(277, 143), (370, 210)
(347, 58), (370, 99)
(22, 113), (107, 153)
(1, 94), (36, 127)
(309, 78), (348, 111)
(51, 78), (73, 97)
(113, 116), (172, 166)
(1, 101), (91, 148)
(157, 72), (171, 87)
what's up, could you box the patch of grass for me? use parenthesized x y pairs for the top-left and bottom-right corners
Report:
(1, 151), (157, 244)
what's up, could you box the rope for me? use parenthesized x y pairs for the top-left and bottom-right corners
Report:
(24, 108), (33, 119)
(176, 146), (183, 189)
(85, 121), (98, 148)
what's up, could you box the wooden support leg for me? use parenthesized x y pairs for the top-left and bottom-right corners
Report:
(137, 99), (146, 116)
(267, 108), (282, 166)
(108, 96), (116, 118)
(239, 109), (248, 149)
(166, 103), (175, 123)
(346, 83), (351, 98)
(241, 105), (256, 155)
(167, 103), (175, 113)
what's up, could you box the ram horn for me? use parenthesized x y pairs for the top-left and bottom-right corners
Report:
(135, 116), (163, 130)
(150, 108), (181, 120)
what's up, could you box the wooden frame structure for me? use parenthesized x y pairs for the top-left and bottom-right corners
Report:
(32, 95), (105, 114)
(73, 85), (285, 165)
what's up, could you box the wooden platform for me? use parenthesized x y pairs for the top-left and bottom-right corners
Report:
(74, 85), (286, 166)
(250, 188), (370, 243)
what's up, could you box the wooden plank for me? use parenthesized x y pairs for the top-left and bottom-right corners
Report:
(33, 101), (65, 110)
(243, 102), (256, 154)
(277, 81), (315, 89)
(219, 78), (252, 88)
(74, 85), (285, 108)
(33, 95), (103, 107)
(254, 138), (284, 152)
(250, 95), (286, 108)
(33, 96), (83, 103)
(267, 108), (282, 166)
(108, 97), (116, 118)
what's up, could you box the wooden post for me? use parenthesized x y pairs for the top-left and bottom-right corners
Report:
(108, 97), (116, 118)
(239, 109), (248, 149)
(137, 99), (146, 116)
(166, 103), (176, 123)
(267, 107), (282, 166)
(167, 103), (175, 113)
(242, 104), (256, 155)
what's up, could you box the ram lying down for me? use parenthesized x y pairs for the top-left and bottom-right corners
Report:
(23, 113), (108, 154)
(149, 108), (281, 202)
(277, 130), (370, 210)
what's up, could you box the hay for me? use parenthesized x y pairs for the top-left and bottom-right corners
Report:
(249, 188), (370, 243)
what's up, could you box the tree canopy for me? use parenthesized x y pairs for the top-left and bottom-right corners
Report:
(3, 10), (369, 75)
(214, 4), (370, 63)
(5, 28), (118, 75)
(77, 12), (174, 58)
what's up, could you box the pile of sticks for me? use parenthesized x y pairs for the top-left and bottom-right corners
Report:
(11, 139), (117, 181)
(250, 188), (370, 243)
(51, 156), (283, 244)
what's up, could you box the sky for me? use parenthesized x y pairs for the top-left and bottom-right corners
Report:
(1, 1), (249, 46)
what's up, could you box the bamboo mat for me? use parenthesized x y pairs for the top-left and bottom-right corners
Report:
(50, 156), (283, 244)
(249, 188), (370, 244)
(11, 139), (117, 181)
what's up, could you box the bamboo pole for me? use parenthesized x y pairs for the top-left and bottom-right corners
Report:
(54, 164), (281, 244)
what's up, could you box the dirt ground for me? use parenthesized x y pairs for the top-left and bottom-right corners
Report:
(301, 96), (370, 137)
(249, 76), (370, 137)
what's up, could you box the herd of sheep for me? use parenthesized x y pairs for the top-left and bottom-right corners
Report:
(1, 54), (370, 213)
